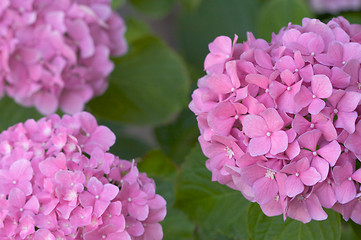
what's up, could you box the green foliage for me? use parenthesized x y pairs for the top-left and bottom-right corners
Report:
(257, 0), (314, 41)
(138, 149), (177, 178)
(175, 144), (250, 239)
(99, 119), (152, 159)
(137, 150), (195, 239)
(178, 0), (261, 69)
(155, 109), (199, 165)
(111, 0), (126, 9)
(129, 0), (175, 18)
(247, 203), (341, 240)
(89, 35), (190, 126)
(180, 0), (203, 11)
(0, 96), (42, 131)
(125, 18), (153, 44)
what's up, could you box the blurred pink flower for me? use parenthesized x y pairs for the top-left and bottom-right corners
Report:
(0, 112), (166, 239)
(0, 0), (127, 115)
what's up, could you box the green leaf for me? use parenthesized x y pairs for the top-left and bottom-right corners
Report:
(257, 0), (314, 41)
(129, 0), (175, 18)
(155, 109), (199, 165)
(0, 96), (42, 131)
(180, 0), (203, 11)
(175, 144), (250, 239)
(154, 177), (195, 240)
(89, 35), (190, 126)
(343, 13), (361, 25)
(347, 220), (361, 240)
(99, 119), (152, 159)
(247, 203), (341, 240)
(138, 149), (177, 179)
(178, 0), (261, 69)
(125, 18), (152, 44)
(111, 0), (126, 9)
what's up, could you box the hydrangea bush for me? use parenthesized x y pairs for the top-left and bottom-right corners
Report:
(0, 112), (166, 239)
(0, 0), (127, 115)
(190, 16), (361, 223)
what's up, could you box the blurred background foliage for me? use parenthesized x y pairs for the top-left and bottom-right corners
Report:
(4, 0), (361, 239)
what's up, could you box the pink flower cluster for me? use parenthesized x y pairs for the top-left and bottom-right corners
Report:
(0, 0), (127, 115)
(309, 0), (361, 14)
(0, 112), (166, 239)
(190, 17), (361, 223)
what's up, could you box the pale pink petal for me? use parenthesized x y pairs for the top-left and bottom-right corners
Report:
(269, 81), (287, 100)
(292, 115), (310, 134)
(345, 131), (361, 155)
(311, 75), (332, 98)
(314, 182), (337, 208)
(317, 140), (340, 166)
(287, 199), (311, 223)
(352, 169), (361, 183)
(207, 74), (234, 95)
(294, 85), (313, 108)
(308, 98), (325, 115)
(336, 111), (358, 134)
(286, 141), (300, 159)
(330, 67), (350, 88)
(300, 167), (321, 186)
(297, 130), (321, 151)
(311, 156), (330, 181)
(100, 184), (119, 201)
(260, 108), (284, 132)
(305, 194), (328, 221)
(208, 36), (232, 55)
(242, 115), (268, 138)
(285, 175), (304, 197)
(334, 180), (356, 204)
(254, 49), (273, 69)
(253, 177), (278, 205)
(338, 91), (361, 112)
(276, 55), (296, 72)
(248, 136), (271, 156)
(270, 131), (288, 155)
(87, 177), (104, 195)
(245, 74), (268, 89)
(128, 203), (149, 221)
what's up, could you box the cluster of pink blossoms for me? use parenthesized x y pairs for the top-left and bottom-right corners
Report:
(0, 0), (127, 115)
(190, 16), (361, 223)
(0, 112), (166, 239)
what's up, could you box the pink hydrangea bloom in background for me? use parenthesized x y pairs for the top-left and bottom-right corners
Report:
(0, 0), (127, 115)
(190, 16), (361, 224)
(0, 112), (166, 239)
(309, 0), (361, 14)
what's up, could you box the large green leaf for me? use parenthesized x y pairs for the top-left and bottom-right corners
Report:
(178, 0), (261, 69)
(257, 0), (314, 41)
(175, 144), (250, 239)
(180, 0), (203, 11)
(99, 119), (152, 159)
(124, 18), (153, 44)
(138, 149), (177, 179)
(155, 179), (195, 240)
(247, 203), (341, 240)
(0, 96), (42, 131)
(111, 0), (126, 9)
(129, 0), (175, 18)
(155, 109), (199, 165)
(89, 35), (190, 125)
(137, 150), (195, 240)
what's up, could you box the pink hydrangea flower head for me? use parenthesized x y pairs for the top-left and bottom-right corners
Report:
(190, 16), (361, 223)
(0, 112), (166, 239)
(0, 0), (127, 115)
(309, 0), (361, 14)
